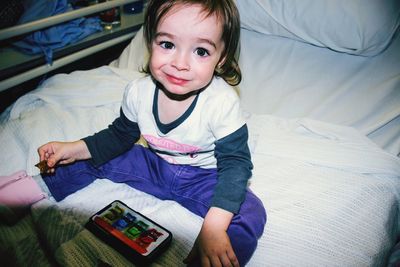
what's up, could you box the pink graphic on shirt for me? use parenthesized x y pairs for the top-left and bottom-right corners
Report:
(143, 134), (201, 153)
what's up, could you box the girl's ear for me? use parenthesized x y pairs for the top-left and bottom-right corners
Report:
(216, 56), (227, 72)
(218, 55), (227, 68)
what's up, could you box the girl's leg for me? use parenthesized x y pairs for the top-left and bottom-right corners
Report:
(43, 145), (266, 264)
(42, 160), (100, 201)
(95, 145), (177, 200)
(42, 145), (177, 202)
(226, 191), (267, 265)
(90, 146), (267, 265)
(171, 166), (267, 266)
(103, 147), (267, 265)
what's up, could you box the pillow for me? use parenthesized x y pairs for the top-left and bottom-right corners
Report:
(110, 27), (149, 70)
(237, 0), (400, 56)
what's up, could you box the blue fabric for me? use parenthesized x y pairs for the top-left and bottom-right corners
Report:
(13, 0), (102, 64)
(19, 0), (68, 23)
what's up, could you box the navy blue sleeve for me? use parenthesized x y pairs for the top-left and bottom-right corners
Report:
(211, 124), (253, 213)
(82, 109), (141, 167)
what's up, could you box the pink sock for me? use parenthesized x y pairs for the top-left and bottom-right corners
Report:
(0, 170), (46, 209)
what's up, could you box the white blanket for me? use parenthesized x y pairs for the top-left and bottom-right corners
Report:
(0, 66), (399, 266)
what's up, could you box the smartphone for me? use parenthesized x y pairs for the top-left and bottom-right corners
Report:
(85, 200), (172, 265)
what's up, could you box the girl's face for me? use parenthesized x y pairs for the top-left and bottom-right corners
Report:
(149, 4), (225, 96)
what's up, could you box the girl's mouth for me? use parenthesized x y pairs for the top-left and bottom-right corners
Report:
(166, 74), (189, 86)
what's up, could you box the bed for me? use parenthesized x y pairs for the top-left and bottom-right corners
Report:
(1, 0), (400, 266)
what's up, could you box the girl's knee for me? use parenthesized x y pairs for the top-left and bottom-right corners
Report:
(240, 191), (267, 236)
(227, 192), (266, 265)
(227, 224), (260, 266)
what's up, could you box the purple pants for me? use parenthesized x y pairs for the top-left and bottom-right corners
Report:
(43, 145), (266, 266)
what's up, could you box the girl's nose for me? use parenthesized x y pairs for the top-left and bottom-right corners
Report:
(171, 52), (190, 71)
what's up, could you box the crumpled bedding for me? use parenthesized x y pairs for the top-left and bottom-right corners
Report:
(0, 66), (399, 266)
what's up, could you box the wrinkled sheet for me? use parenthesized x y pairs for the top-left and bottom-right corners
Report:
(0, 66), (399, 266)
(238, 28), (400, 156)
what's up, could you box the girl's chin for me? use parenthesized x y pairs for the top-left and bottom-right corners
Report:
(169, 86), (190, 94)
(166, 88), (191, 97)
(162, 85), (198, 100)
(162, 81), (191, 95)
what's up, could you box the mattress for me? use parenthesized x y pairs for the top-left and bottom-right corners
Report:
(238, 28), (400, 157)
(0, 66), (399, 266)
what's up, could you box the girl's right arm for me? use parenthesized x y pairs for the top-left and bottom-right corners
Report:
(38, 108), (141, 172)
(82, 109), (141, 167)
(38, 140), (91, 173)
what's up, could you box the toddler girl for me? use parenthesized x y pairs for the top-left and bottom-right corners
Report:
(6, 1), (266, 266)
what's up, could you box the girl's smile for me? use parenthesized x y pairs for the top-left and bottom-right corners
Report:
(165, 73), (190, 86)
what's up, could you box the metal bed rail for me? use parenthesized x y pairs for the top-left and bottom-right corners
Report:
(0, 0), (138, 41)
(0, 0), (144, 92)
(0, 32), (136, 92)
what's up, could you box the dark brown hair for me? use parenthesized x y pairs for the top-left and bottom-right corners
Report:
(143, 0), (241, 86)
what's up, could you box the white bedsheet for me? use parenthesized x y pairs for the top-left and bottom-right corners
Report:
(0, 66), (399, 266)
(238, 28), (400, 156)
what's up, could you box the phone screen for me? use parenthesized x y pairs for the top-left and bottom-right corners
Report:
(91, 201), (171, 256)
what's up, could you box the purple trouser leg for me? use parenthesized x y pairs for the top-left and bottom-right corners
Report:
(43, 145), (266, 266)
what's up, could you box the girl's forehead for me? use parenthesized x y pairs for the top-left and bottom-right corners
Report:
(157, 3), (223, 30)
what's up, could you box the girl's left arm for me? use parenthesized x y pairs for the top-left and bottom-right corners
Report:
(184, 207), (239, 267)
(184, 124), (252, 266)
(211, 123), (253, 214)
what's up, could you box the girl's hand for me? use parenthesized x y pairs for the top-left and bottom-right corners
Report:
(184, 207), (239, 267)
(37, 140), (91, 173)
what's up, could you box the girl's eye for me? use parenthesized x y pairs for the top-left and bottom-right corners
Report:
(195, 48), (209, 57)
(160, 41), (174, 49)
